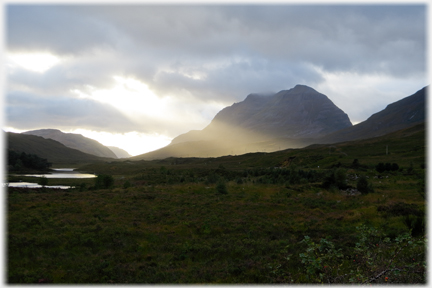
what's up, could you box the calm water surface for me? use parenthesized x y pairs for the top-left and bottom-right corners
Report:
(7, 168), (96, 189)
(7, 182), (73, 189)
(21, 168), (97, 179)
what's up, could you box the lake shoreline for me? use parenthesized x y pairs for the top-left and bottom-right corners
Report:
(6, 168), (97, 190)
(9, 167), (96, 179)
(7, 186), (73, 193)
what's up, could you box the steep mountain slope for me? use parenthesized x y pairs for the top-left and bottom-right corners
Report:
(6, 132), (104, 164)
(108, 146), (131, 158)
(134, 85), (352, 160)
(318, 86), (426, 144)
(173, 85), (352, 145)
(212, 85), (351, 139)
(23, 129), (117, 159)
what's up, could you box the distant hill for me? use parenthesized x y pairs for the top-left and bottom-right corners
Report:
(108, 146), (131, 158)
(317, 86), (426, 144)
(134, 85), (352, 160)
(6, 132), (105, 164)
(23, 129), (117, 159)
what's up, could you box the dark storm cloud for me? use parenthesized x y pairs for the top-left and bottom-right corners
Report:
(154, 58), (324, 103)
(8, 4), (426, 74)
(6, 4), (427, 134)
(217, 5), (425, 75)
(89, 4), (425, 98)
(7, 5), (116, 55)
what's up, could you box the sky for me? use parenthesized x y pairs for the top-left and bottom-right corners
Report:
(4, 2), (428, 156)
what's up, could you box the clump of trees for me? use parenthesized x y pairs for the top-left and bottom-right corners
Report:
(94, 174), (115, 189)
(8, 150), (51, 171)
(322, 168), (347, 190)
(351, 159), (368, 170)
(376, 162), (399, 173)
(356, 175), (374, 194)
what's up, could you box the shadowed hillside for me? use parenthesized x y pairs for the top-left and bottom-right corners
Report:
(7, 132), (106, 165)
(318, 86), (426, 144)
(108, 146), (131, 158)
(23, 129), (117, 159)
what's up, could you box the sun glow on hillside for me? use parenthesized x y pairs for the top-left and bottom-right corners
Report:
(7, 52), (61, 73)
(71, 129), (171, 157)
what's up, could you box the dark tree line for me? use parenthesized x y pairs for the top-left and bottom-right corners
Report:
(7, 150), (52, 171)
(375, 162), (399, 173)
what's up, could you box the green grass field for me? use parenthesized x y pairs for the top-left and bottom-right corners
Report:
(7, 124), (426, 283)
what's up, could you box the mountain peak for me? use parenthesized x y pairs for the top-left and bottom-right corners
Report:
(173, 85), (352, 146)
(244, 92), (272, 102)
(290, 84), (317, 93)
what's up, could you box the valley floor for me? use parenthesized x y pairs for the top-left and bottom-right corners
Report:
(7, 170), (426, 283)
(7, 126), (426, 283)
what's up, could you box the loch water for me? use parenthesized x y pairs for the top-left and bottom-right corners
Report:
(21, 168), (97, 179)
(7, 168), (96, 189)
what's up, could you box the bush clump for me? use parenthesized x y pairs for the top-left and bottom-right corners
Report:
(94, 174), (115, 189)
(356, 175), (374, 194)
(271, 225), (426, 283)
(376, 162), (399, 173)
(322, 168), (347, 190)
(216, 180), (228, 194)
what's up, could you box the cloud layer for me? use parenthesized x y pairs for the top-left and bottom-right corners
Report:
(5, 4), (427, 154)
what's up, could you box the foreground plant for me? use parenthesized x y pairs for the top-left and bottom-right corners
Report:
(271, 225), (426, 283)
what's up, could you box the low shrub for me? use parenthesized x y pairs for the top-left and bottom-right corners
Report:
(356, 175), (374, 194)
(216, 181), (228, 194)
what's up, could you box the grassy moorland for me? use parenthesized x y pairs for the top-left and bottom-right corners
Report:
(7, 124), (426, 283)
